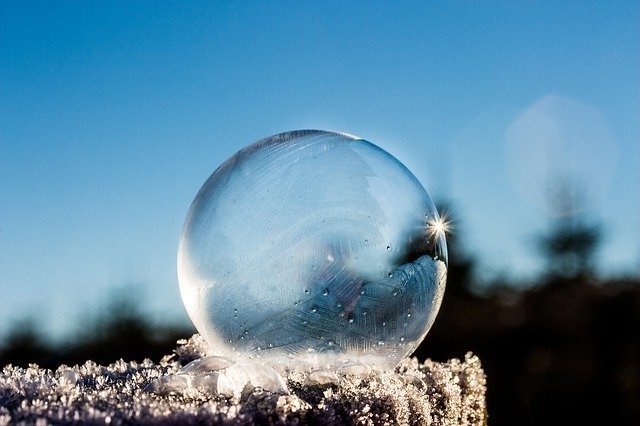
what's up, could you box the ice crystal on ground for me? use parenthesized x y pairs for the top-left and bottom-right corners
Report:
(0, 335), (486, 425)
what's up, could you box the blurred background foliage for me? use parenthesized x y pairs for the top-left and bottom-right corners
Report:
(1, 199), (638, 425)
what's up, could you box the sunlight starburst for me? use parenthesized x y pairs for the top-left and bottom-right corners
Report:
(427, 214), (450, 240)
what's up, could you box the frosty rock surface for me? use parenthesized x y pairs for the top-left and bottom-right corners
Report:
(178, 130), (448, 368)
(0, 335), (486, 425)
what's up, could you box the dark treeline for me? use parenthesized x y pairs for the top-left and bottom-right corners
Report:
(1, 201), (638, 425)
(416, 201), (640, 425)
(0, 293), (195, 369)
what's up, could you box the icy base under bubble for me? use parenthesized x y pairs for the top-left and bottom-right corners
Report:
(0, 334), (486, 425)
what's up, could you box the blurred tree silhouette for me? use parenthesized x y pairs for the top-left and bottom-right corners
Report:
(64, 287), (195, 366)
(536, 182), (603, 282)
(0, 288), (195, 369)
(0, 318), (57, 367)
(417, 199), (639, 425)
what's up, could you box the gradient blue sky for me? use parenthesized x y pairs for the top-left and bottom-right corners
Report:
(1, 1), (638, 339)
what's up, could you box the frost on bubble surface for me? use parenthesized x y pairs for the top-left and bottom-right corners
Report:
(178, 130), (448, 368)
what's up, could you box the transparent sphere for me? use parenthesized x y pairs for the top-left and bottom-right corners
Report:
(178, 130), (447, 368)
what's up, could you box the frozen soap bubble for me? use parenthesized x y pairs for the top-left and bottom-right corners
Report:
(178, 130), (447, 369)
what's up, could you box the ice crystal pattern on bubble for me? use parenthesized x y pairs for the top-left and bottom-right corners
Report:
(178, 130), (448, 368)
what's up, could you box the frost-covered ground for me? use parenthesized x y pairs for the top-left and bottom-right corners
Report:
(0, 335), (486, 425)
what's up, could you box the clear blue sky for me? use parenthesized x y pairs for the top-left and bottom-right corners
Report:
(1, 1), (638, 339)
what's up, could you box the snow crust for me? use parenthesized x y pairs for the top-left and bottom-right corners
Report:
(0, 334), (486, 425)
